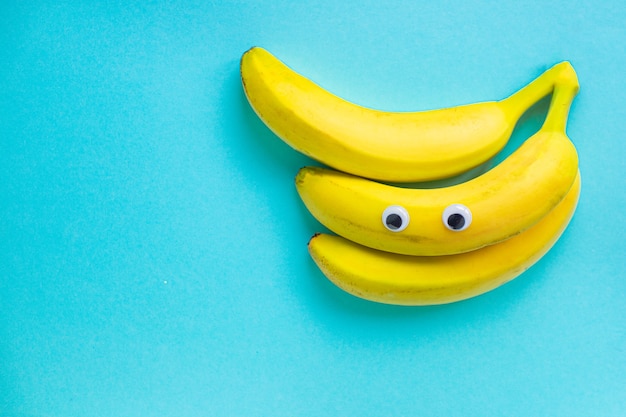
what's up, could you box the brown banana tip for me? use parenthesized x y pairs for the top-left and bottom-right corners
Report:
(307, 233), (321, 247)
(294, 167), (308, 184)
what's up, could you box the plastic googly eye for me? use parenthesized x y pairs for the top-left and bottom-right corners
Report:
(382, 205), (410, 232)
(442, 204), (472, 231)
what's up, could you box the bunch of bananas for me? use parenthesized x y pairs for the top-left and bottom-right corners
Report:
(241, 47), (581, 306)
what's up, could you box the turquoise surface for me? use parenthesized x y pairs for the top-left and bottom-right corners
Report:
(2, 1), (625, 416)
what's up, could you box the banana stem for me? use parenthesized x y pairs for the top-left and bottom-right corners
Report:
(500, 62), (575, 119)
(541, 79), (579, 133)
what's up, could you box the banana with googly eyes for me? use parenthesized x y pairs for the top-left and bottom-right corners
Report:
(296, 76), (580, 256)
(307, 172), (581, 305)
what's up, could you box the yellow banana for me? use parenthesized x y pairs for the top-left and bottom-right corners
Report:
(241, 46), (574, 182)
(308, 173), (581, 306)
(295, 77), (580, 256)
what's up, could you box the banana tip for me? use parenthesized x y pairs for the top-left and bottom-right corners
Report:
(242, 45), (260, 57)
(295, 166), (309, 186)
(240, 46), (262, 77)
(307, 233), (321, 248)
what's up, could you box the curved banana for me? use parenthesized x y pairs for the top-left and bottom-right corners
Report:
(296, 79), (580, 256)
(241, 46), (574, 182)
(308, 173), (580, 306)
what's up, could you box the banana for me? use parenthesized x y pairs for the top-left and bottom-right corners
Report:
(295, 76), (580, 256)
(241, 46), (574, 182)
(308, 172), (581, 306)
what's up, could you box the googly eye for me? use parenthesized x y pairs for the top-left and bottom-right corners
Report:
(382, 205), (410, 232)
(442, 204), (472, 231)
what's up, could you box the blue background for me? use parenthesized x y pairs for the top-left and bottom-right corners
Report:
(2, 1), (625, 416)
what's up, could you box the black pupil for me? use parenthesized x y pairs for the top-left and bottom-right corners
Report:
(386, 213), (403, 229)
(447, 213), (466, 230)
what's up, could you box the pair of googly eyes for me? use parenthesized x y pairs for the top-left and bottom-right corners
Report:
(382, 204), (472, 232)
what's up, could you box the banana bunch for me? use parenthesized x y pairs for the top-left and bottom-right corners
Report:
(241, 47), (581, 305)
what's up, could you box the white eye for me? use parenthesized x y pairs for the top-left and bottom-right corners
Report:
(382, 205), (410, 232)
(442, 204), (472, 231)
